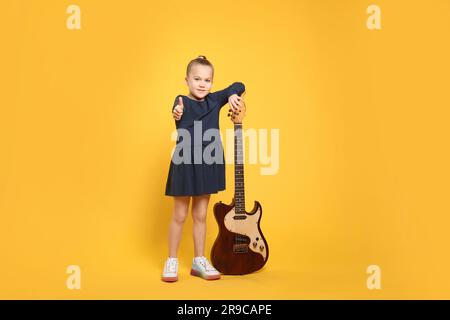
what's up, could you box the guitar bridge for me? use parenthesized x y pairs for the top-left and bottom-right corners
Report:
(233, 243), (248, 254)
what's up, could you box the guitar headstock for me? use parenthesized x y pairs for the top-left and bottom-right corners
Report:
(227, 92), (246, 123)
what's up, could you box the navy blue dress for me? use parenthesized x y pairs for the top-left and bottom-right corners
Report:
(165, 82), (245, 196)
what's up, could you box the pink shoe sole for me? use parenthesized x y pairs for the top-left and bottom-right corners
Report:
(190, 268), (221, 280)
(161, 276), (178, 282)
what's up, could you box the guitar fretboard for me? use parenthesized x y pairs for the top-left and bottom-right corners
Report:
(234, 123), (245, 214)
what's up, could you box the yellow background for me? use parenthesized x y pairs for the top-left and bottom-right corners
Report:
(1, 0), (450, 299)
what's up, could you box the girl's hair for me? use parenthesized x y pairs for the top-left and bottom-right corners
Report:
(186, 55), (214, 77)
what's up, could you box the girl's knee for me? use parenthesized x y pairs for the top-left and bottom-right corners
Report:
(172, 196), (190, 224)
(192, 211), (207, 223)
(173, 210), (188, 224)
(191, 195), (209, 223)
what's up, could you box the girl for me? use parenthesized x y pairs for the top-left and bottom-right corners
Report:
(163, 55), (245, 282)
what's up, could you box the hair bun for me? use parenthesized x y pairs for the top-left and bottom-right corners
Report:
(198, 55), (207, 59)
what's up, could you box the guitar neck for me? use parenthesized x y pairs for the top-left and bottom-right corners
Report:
(234, 122), (245, 213)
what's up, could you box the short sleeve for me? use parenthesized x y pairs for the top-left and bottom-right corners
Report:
(209, 82), (246, 108)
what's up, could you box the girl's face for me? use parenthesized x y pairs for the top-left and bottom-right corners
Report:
(185, 64), (213, 100)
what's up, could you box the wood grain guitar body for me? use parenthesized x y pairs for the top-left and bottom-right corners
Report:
(211, 198), (269, 275)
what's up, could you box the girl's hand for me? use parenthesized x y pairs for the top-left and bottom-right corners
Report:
(228, 94), (243, 113)
(173, 96), (184, 121)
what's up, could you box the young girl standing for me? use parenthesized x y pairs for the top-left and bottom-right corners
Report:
(163, 55), (245, 282)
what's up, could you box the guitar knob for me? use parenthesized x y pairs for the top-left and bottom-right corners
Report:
(259, 245), (264, 251)
(256, 237), (259, 241)
(252, 242), (257, 248)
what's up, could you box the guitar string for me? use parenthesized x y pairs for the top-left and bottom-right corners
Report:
(235, 120), (245, 251)
(232, 92), (248, 253)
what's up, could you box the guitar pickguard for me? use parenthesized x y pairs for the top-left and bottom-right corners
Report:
(223, 207), (267, 260)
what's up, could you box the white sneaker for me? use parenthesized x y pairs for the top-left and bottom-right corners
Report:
(161, 257), (178, 282)
(190, 256), (221, 280)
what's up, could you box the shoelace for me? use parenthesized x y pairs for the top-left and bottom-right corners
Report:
(198, 257), (217, 272)
(165, 259), (178, 273)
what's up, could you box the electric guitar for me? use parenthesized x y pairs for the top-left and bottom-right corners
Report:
(210, 94), (269, 275)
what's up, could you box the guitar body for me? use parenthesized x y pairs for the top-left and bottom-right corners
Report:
(211, 198), (269, 275)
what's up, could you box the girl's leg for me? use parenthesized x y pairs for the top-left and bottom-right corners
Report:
(191, 194), (211, 257)
(168, 196), (190, 257)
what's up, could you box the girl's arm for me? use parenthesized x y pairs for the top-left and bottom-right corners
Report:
(172, 95), (182, 113)
(210, 82), (245, 109)
(172, 95), (184, 121)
